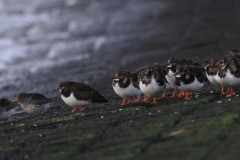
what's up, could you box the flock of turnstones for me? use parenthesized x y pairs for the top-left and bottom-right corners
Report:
(1, 49), (240, 122)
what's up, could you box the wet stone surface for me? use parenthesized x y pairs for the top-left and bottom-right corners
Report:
(1, 0), (240, 160)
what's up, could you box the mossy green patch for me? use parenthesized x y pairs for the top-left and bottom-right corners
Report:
(207, 114), (239, 129)
(37, 115), (76, 123)
(0, 146), (18, 152)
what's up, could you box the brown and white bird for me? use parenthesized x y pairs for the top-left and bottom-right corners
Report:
(161, 64), (175, 98)
(165, 57), (181, 98)
(16, 93), (52, 115)
(174, 65), (209, 100)
(204, 59), (221, 87)
(112, 71), (141, 105)
(55, 81), (108, 112)
(0, 98), (17, 122)
(138, 63), (166, 104)
(215, 57), (240, 96)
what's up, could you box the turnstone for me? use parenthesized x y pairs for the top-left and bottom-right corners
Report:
(204, 59), (221, 87)
(55, 81), (108, 112)
(161, 64), (175, 98)
(138, 63), (166, 104)
(174, 65), (208, 100)
(112, 70), (141, 105)
(0, 98), (17, 122)
(215, 57), (240, 96)
(16, 93), (52, 115)
(165, 57), (183, 98)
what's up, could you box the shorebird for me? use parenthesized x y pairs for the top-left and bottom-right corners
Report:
(16, 93), (52, 115)
(215, 57), (240, 96)
(174, 65), (208, 100)
(112, 70), (141, 105)
(55, 81), (108, 112)
(138, 63), (166, 104)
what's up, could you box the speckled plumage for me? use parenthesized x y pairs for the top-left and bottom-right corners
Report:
(165, 58), (181, 88)
(174, 65), (208, 92)
(112, 71), (141, 99)
(138, 63), (166, 97)
(17, 93), (52, 114)
(57, 81), (108, 111)
(216, 57), (240, 88)
(204, 59), (221, 86)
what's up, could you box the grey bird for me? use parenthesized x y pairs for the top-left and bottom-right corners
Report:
(16, 93), (52, 115)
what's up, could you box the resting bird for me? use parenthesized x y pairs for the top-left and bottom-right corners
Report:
(55, 81), (108, 112)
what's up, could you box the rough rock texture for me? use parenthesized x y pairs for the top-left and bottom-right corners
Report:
(1, 0), (240, 160)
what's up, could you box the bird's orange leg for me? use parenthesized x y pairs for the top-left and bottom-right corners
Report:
(121, 98), (127, 105)
(81, 107), (85, 111)
(171, 88), (177, 98)
(231, 88), (236, 96)
(133, 95), (141, 102)
(227, 88), (235, 96)
(33, 113), (40, 116)
(72, 107), (78, 113)
(151, 97), (158, 104)
(225, 87), (230, 94)
(144, 95), (150, 102)
(188, 92), (193, 95)
(178, 90), (184, 97)
(185, 92), (191, 100)
(144, 95), (147, 101)
(220, 86), (225, 94)
(161, 91), (167, 98)
(127, 98), (132, 103)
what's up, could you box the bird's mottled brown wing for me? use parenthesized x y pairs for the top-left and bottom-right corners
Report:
(28, 93), (52, 105)
(191, 66), (209, 83)
(138, 69), (151, 85)
(135, 67), (147, 75)
(218, 64), (227, 78)
(72, 83), (108, 102)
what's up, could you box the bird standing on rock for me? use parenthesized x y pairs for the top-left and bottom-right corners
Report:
(204, 59), (221, 87)
(112, 71), (141, 105)
(174, 65), (209, 100)
(161, 64), (175, 98)
(55, 81), (108, 112)
(215, 57), (240, 96)
(138, 63), (166, 104)
(165, 57), (181, 98)
(16, 93), (52, 115)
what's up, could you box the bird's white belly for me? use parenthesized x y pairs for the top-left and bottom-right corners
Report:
(206, 74), (221, 86)
(166, 70), (177, 88)
(216, 69), (240, 88)
(164, 82), (175, 91)
(22, 104), (41, 114)
(113, 82), (141, 99)
(177, 77), (204, 92)
(215, 71), (225, 86)
(139, 77), (165, 97)
(61, 92), (91, 107)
